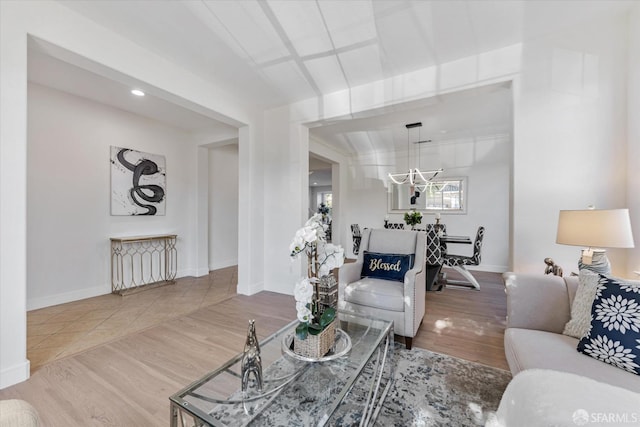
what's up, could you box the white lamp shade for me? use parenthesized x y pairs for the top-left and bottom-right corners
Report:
(556, 209), (635, 248)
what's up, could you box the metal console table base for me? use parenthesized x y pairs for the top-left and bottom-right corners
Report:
(110, 234), (177, 295)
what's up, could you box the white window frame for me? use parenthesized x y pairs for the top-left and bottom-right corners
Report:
(388, 177), (467, 214)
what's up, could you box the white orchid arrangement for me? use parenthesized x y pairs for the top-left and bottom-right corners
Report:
(290, 213), (344, 339)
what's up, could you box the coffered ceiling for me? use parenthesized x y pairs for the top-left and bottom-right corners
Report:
(38, 0), (633, 153)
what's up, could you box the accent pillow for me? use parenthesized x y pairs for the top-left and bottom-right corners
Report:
(577, 275), (640, 375)
(361, 251), (414, 283)
(563, 269), (602, 338)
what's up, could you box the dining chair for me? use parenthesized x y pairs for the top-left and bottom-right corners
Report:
(385, 222), (405, 230)
(350, 224), (362, 255)
(442, 226), (485, 290)
(424, 224), (443, 291)
(434, 223), (447, 254)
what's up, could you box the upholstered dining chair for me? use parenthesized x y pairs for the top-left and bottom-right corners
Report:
(442, 226), (485, 290)
(338, 228), (426, 349)
(424, 224), (443, 291)
(434, 223), (447, 255)
(384, 222), (405, 230)
(350, 224), (362, 255)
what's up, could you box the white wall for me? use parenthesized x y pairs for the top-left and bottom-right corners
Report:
(512, 14), (630, 276)
(343, 134), (511, 271)
(208, 144), (239, 270)
(262, 107), (309, 295)
(628, 4), (640, 276)
(27, 83), (199, 309)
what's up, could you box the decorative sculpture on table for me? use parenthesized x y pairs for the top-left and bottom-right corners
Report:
(240, 320), (262, 393)
(544, 258), (564, 277)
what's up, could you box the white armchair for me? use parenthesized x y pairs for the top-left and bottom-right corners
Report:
(338, 228), (426, 349)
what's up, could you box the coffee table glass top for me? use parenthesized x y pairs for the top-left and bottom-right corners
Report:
(170, 310), (394, 427)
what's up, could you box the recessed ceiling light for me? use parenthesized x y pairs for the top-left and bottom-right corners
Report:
(313, 182), (318, 185)
(440, 130), (448, 134)
(131, 89), (145, 97)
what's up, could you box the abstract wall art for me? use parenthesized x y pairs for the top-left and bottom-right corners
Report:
(111, 146), (166, 216)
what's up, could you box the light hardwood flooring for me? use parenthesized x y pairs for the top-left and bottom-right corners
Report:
(26, 266), (238, 372)
(417, 268), (509, 370)
(1, 266), (508, 426)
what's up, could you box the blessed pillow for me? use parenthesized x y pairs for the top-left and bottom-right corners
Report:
(577, 275), (640, 375)
(563, 269), (603, 338)
(361, 251), (414, 283)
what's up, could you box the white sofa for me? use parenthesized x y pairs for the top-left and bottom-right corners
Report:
(502, 272), (640, 393)
(487, 369), (640, 427)
(487, 273), (640, 427)
(0, 400), (40, 426)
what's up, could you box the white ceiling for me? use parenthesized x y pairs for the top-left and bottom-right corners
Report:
(309, 81), (512, 155)
(28, 48), (238, 138)
(57, 0), (633, 108)
(32, 1), (633, 154)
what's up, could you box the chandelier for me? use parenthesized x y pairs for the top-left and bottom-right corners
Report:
(388, 122), (443, 192)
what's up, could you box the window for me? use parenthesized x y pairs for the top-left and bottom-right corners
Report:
(322, 192), (332, 209)
(424, 180), (463, 210)
(388, 177), (467, 213)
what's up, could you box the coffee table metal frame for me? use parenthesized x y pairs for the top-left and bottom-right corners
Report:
(169, 310), (394, 427)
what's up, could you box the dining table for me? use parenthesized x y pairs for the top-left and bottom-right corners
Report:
(439, 234), (472, 245)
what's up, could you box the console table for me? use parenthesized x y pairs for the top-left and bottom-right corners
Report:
(110, 234), (177, 295)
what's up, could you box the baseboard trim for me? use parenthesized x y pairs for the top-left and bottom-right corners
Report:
(238, 281), (263, 296)
(27, 270), (198, 310)
(193, 268), (210, 277)
(27, 285), (108, 311)
(209, 258), (238, 271)
(0, 359), (30, 389)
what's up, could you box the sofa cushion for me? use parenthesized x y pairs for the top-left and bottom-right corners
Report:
(505, 328), (640, 393)
(577, 276), (640, 376)
(361, 251), (413, 282)
(563, 269), (602, 339)
(343, 277), (404, 312)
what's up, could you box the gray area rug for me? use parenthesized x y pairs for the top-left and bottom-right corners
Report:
(208, 343), (512, 426)
(376, 344), (512, 426)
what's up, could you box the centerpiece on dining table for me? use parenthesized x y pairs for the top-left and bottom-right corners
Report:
(404, 209), (423, 230)
(289, 213), (345, 358)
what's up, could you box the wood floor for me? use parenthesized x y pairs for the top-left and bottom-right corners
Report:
(25, 267), (238, 372)
(0, 267), (508, 426)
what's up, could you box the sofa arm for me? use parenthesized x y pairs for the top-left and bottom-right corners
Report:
(503, 272), (571, 334)
(338, 262), (362, 301)
(403, 267), (426, 337)
(0, 400), (40, 427)
(487, 369), (640, 427)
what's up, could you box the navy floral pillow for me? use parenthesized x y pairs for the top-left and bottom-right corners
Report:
(577, 275), (640, 375)
(361, 251), (414, 283)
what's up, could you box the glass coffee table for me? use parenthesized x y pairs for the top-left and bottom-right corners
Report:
(170, 310), (394, 427)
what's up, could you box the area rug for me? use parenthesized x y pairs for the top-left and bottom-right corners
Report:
(376, 344), (512, 426)
(207, 343), (511, 426)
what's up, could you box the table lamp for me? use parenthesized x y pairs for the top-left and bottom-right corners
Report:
(556, 208), (635, 274)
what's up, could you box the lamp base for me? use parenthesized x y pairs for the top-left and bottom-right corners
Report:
(578, 249), (611, 275)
